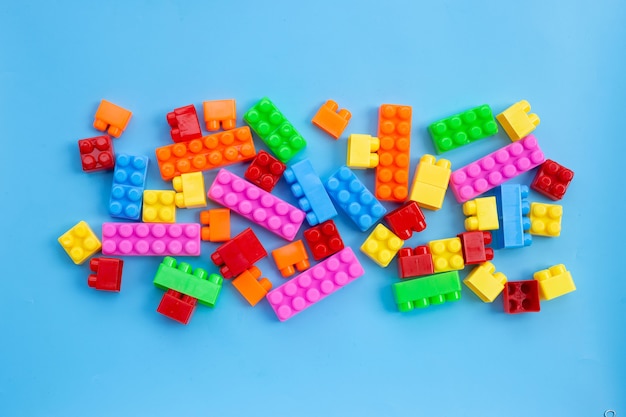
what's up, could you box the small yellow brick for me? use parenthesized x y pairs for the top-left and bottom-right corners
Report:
(58, 221), (101, 265)
(360, 224), (403, 267)
(142, 190), (176, 223)
(428, 237), (464, 272)
(463, 196), (499, 231)
(173, 172), (207, 208)
(534, 264), (575, 300)
(347, 134), (379, 169)
(463, 262), (507, 302)
(409, 154), (451, 211)
(496, 100), (540, 141)
(529, 202), (562, 237)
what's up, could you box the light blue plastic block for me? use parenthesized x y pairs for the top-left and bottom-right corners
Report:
(487, 184), (531, 249)
(109, 154), (149, 220)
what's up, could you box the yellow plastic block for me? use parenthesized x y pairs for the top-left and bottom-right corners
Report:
(463, 262), (507, 302)
(142, 190), (176, 223)
(529, 202), (562, 237)
(409, 154), (451, 211)
(360, 224), (403, 267)
(463, 196), (499, 231)
(173, 172), (207, 208)
(347, 134), (379, 169)
(496, 100), (540, 141)
(534, 264), (575, 300)
(58, 221), (102, 265)
(428, 237), (464, 273)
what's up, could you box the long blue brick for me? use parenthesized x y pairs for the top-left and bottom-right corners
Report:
(487, 184), (531, 249)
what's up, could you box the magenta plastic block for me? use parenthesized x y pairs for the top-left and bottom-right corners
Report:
(101, 223), (201, 256)
(207, 169), (305, 241)
(266, 247), (364, 321)
(449, 135), (545, 203)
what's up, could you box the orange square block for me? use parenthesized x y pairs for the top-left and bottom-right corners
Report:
(271, 240), (310, 278)
(200, 208), (230, 242)
(311, 100), (351, 139)
(203, 99), (236, 131)
(93, 99), (132, 138)
(376, 104), (412, 202)
(232, 267), (272, 306)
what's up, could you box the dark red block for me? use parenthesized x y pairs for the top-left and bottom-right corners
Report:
(530, 159), (574, 200)
(303, 220), (344, 261)
(210, 228), (267, 279)
(397, 245), (434, 279)
(167, 104), (202, 143)
(503, 281), (540, 314)
(157, 289), (197, 324)
(88, 257), (123, 291)
(384, 201), (426, 240)
(244, 151), (286, 192)
(458, 231), (494, 265)
(78, 135), (115, 172)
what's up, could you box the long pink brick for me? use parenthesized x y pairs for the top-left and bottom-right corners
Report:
(449, 135), (545, 203)
(266, 247), (364, 321)
(102, 223), (201, 256)
(207, 169), (305, 241)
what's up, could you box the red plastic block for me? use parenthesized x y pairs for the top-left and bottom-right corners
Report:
(311, 100), (352, 139)
(210, 228), (267, 279)
(530, 159), (574, 200)
(244, 150), (286, 192)
(397, 246), (434, 279)
(88, 257), (123, 291)
(457, 231), (494, 265)
(384, 201), (426, 240)
(157, 289), (197, 324)
(78, 135), (115, 172)
(167, 104), (202, 143)
(503, 280), (540, 314)
(303, 220), (345, 261)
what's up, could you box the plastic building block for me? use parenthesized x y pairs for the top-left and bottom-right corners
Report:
(101, 223), (201, 256)
(462, 196), (499, 231)
(457, 231), (494, 265)
(463, 261), (506, 302)
(172, 172), (206, 208)
(496, 100), (540, 141)
(272, 240), (310, 278)
(157, 290), (197, 324)
(503, 281), (540, 313)
(142, 190), (176, 223)
(428, 105), (498, 154)
(311, 100), (351, 139)
(78, 135), (115, 172)
(428, 237), (465, 273)
(154, 127), (256, 181)
(487, 184), (532, 249)
(529, 203), (562, 237)
(244, 150), (286, 192)
(153, 256), (223, 306)
(58, 221), (102, 265)
(167, 104), (202, 143)
(530, 159), (574, 200)
(199, 208), (230, 242)
(93, 99), (132, 138)
(376, 104), (412, 202)
(210, 228), (267, 279)
(303, 220), (345, 261)
(397, 245), (434, 279)
(409, 154), (451, 211)
(360, 224), (404, 267)
(243, 97), (306, 163)
(203, 99), (236, 131)
(266, 247), (364, 321)
(384, 201), (426, 240)
(109, 154), (149, 220)
(88, 257), (123, 292)
(346, 134), (379, 169)
(324, 166), (387, 232)
(533, 264), (575, 300)
(284, 159), (337, 226)
(232, 266), (272, 306)
(392, 271), (461, 312)
(450, 135), (545, 203)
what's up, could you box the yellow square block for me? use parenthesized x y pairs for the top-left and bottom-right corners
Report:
(173, 172), (207, 208)
(58, 221), (101, 265)
(428, 237), (464, 272)
(463, 262), (507, 302)
(496, 100), (540, 141)
(142, 190), (176, 223)
(534, 264), (575, 300)
(409, 154), (451, 210)
(347, 134), (379, 169)
(360, 224), (403, 267)
(529, 202), (562, 237)
(463, 196), (499, 231)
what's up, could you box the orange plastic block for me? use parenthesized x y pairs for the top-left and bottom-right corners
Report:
(155, 126), (256, 180)
(232, 266), (272, 306)
(311, 100), (352, 139)
(200, 208), (230, 242)
(376, 104), (412, 202)
(203, 99), (236, 131)
(271, 240), (310, 278)
(93, 99), (132, 138)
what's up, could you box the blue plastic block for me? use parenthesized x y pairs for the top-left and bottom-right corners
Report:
(487, 184), (531, 249)
(109, 154), (149, 220)
(324, 165), (387, 232)
(283, 159), (337, 226)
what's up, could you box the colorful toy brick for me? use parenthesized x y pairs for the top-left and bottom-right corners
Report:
(88, 257), (123, 292)
(397, 246), (434, 279)
(199, 208), (230, 242)
(142, 190), (176, 223)
(101, 223), (201, 256)
(157, 290), (197, 324)
(232, 266), (272, 306)
(167, 104), (202, 142)
(457, 231), (494, 265)
(58, 221), (102, 265)
(384, 201), (426, 240)
(78, 135), (115, 172)
(272, 240), (310, 278)
(173, 172), (206, 208)
(376, 104), (412, 202)
(155, 127), (256, 181)
(109, 154), (149, 220)
(533, 264), (575, 300)
(324, 166), (387, 232)
(244, 150), (286, 192)
(496, 100), (540, 141)
(462, 196), (499, 231)
(303, 220), (345, 261)
(347, 134), (379, 169)
(243, 97), (306, 163)
(409, 154), (451, 211)
(208, 169), (305, 241)
(210, 228), (267, 279)
(203, 99), (236, 131)
(503, 280), (540, 313)
(311, 100), (351, 139)
(153, 256), (223, 306)
(392, 271), (461, 312)
(93, 99), (132, 138)
(449, 135), (545, 203)
(360, 224), (404, 267)
(283, 159), (337, 226)
(429, 237), (465, 273)
(487, 184), (532, 249)
(529, 203), (562, 237)
(530, 159), (574, 200)
(266, 247), (364, 321)
(428, 104), (498, 153)
(463, 261), (506, 302)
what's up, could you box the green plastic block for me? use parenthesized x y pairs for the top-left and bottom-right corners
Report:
(392, 271), (461, 312)
(153, 256), (223, 307)
(428, 105), (498, 154)
(243, 97), (306, 163)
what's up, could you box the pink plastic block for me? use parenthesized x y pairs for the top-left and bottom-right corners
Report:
(101, 223), (201, 256)
(207, 169), (305, 241)
(449, 135), (545, 203)
(266, 247), (364, 321)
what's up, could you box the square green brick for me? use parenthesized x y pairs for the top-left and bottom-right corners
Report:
(428, 104), (498, 154)
(153, 257), (223, 307)
(392, 271), (461, 312)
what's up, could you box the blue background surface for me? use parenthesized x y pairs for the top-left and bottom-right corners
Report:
(1, 1), (624, 416)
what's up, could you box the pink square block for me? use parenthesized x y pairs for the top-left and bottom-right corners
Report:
(101, 223), (201, 256)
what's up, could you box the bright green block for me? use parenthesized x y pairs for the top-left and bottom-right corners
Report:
(153, 256), (223, 307)
(428, 105), (498, 154)
(243, 97), (306, 163)
(392, 271), (461, 312)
